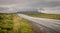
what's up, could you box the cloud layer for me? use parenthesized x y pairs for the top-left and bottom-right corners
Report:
(0, 0), (60, 14)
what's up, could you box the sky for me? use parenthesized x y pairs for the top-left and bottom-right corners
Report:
(0, 0), (60, 14)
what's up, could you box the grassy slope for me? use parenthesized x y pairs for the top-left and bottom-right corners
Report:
(26, 13), (60, 20)
(0, 14), (34, 33)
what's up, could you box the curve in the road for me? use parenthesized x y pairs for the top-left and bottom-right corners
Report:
(18, 14), (60, 33)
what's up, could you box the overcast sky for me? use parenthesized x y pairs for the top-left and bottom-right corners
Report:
(0, 0), (60, 14)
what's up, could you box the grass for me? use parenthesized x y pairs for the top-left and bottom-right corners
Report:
(0, 14), (13, 33)
(13, 14), (34, 33)
(0, 14), (34, 33)
(26, 13), (60, 20)
(20, 19), (34, 33)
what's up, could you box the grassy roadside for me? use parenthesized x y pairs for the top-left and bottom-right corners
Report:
(0, 14), (34, 33)
(13, 14), (34, 33)
(26, 13), (60, 20)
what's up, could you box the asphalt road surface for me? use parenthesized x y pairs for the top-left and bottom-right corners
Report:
(18, 14), (60, 33)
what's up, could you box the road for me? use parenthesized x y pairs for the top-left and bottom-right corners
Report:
(18, 14), (60, 33)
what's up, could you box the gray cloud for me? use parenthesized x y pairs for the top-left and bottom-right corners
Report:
(0, 0), (60, 14)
